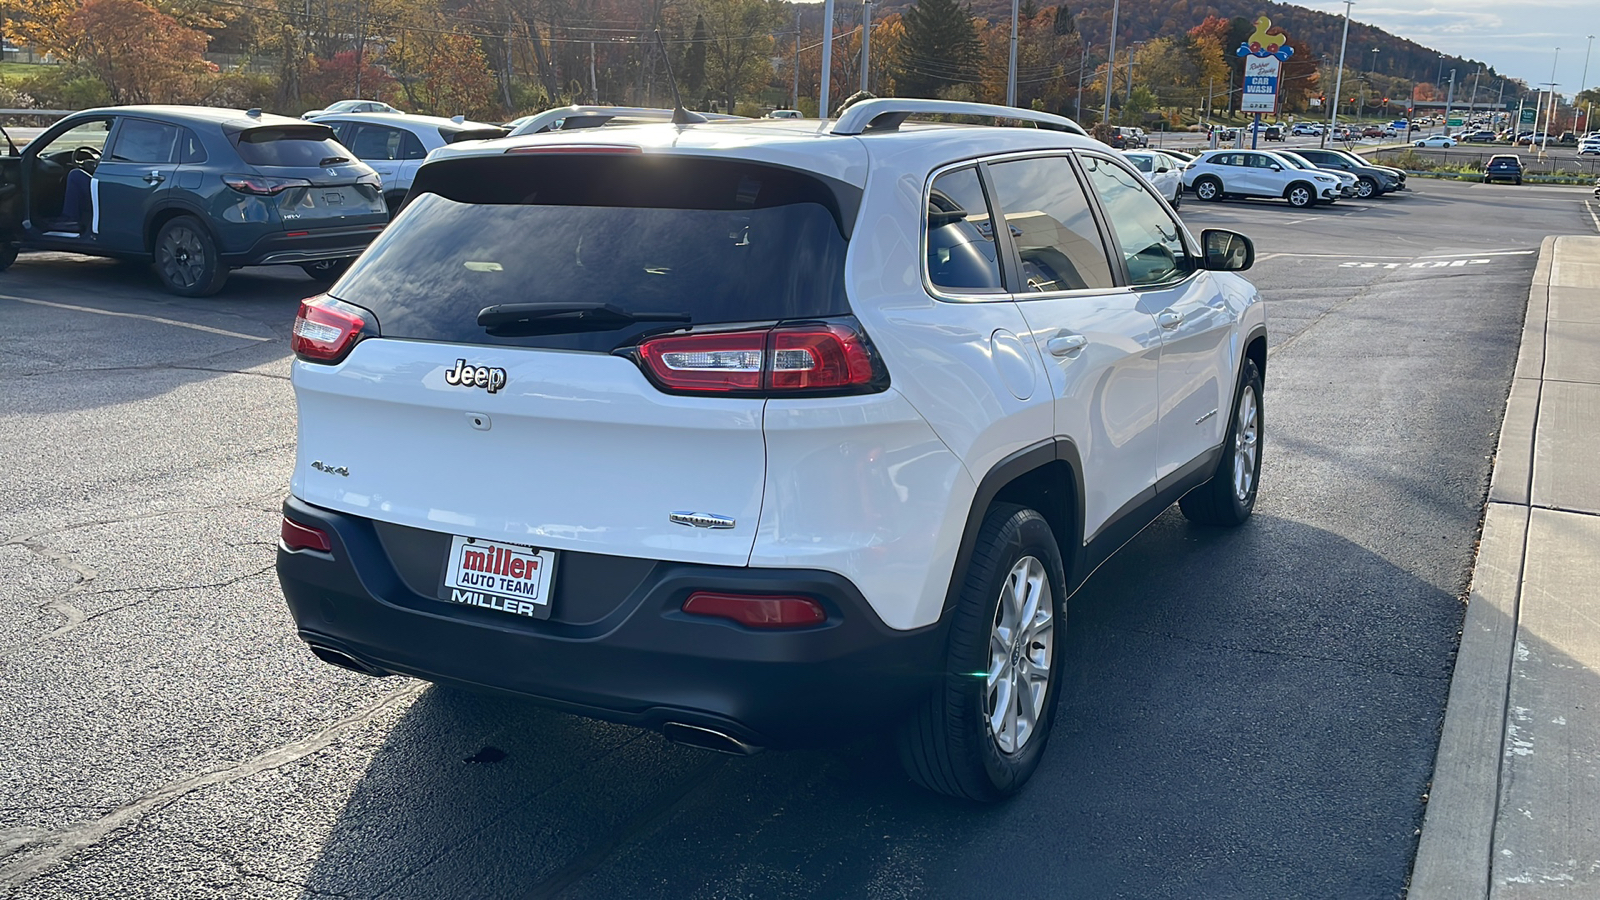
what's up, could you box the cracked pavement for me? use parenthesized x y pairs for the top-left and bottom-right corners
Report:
(1, 181), (1594, 898)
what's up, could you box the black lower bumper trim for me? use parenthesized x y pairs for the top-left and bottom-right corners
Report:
(276, 497), (948, 748)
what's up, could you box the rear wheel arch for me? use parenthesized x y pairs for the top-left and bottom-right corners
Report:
(942, 441), (1084, 623)
(145, 204), (211, 256)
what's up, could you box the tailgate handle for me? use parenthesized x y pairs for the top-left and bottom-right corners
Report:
(143, 170), (165, 185)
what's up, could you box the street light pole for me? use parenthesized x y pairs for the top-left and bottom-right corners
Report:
(860, 1), (872, 94)
(1327, 0), (1354, 145)
(1470, 65), (1481, 118)
(1543, 48), (1559, 153)
(819, 0), (835, 117)
(1007, 0), (1019, 107)
(1102, 0), (1119, 125)
(1581, 35), (1595, 104)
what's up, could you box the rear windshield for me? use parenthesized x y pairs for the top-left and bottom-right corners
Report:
(234, 126), (349, 167)
(331, 155), (857, 352)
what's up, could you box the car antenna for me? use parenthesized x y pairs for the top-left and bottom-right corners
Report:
(654, 29), (705, 126)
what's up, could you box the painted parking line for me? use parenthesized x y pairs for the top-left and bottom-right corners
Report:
(0, 294), (273, 342)
(1339, 258), (1494, 269)
(1587, 200), (1600, 235)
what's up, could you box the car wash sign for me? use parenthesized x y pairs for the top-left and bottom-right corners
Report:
(1237, 16), (1293, 114)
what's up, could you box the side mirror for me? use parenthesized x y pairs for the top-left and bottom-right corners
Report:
(1156, 166), (1170, 173)
(1269, 164), (1282, 171)
(1202, 229), (1254, 272)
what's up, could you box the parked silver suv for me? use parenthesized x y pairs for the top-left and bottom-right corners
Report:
(277, 99), (1267, 800)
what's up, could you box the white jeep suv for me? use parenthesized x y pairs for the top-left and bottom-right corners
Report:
(1183, 148), (1340, 207)
(277, 100), (1268, 800)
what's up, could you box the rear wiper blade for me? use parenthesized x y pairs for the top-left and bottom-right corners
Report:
(319, 156), (351, 165)
(477, 303), (690, 335)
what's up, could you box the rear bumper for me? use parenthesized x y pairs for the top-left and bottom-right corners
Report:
(275, 497), (947, 748)
(226, 223), (385, 267)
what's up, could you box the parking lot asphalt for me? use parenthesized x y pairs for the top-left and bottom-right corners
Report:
(2, 179), (1598, 899)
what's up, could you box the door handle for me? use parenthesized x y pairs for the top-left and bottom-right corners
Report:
(1046, 332), (1088, 357)
(1157, 309), (1184, 329)
(143, 170), (165, 184)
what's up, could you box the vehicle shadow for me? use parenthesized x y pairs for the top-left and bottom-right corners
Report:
(0, 254), (310, 416)
(292, 512), (1470, 900)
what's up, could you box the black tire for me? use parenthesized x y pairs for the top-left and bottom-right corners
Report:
(1514, 178), (1522, 185)
(384, 193), (405, 218)
(154, 216), (227, 297)
(0, 242), (16, 272)
(1170, 190), (1182, 210)
(1194, 177), (1223, 202)
(1180, 358), (1264, 526)
(897, 504), (1068, 802)
(1285, 182), (1313, 208)
(301, 258), (353, 284)
(1356, 177), (1377, 198)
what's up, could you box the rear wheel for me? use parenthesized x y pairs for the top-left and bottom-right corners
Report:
(301, 258), (353, 284)
(1194, 177), (1223, 202)
(154, 216), (227, 297)
(1180, 358), (1263, 526)
(1285, 183), (1313, 208)
(898, 504), (1067, 801)
(0, 243), (16, 272)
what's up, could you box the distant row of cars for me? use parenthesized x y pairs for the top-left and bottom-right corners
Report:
(1126, 145), (1405, 208)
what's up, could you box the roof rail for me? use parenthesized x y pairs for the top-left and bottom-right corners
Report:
(830, 99), (1087, 137)
(509, 105), (746, 137)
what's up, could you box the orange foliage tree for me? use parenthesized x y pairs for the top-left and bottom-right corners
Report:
(71, 0), (211, 104)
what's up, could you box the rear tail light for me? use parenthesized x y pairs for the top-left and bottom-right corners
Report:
(632, 318), (887, 396)
(224, 173), (312, 195)
(682, 592), (827, 629)
(292, 294), (373, 364)
(280, 516), (332, 553)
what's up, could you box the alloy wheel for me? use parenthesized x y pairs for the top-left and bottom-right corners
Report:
(986, 555), (1054, 755)
(159, 226), (207, 290)
(1233, 385), (1260, 502)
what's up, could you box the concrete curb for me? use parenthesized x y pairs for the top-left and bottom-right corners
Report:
(1406, 236), (1555, 899)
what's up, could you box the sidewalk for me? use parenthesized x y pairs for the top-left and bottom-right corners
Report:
(1410, 235), (1600, 898)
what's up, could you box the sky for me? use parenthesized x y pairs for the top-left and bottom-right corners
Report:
(1297, 0), (1597, 97)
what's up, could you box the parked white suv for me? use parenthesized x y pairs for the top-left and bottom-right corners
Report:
(313, 113), (506, 213)
(277, 99), (1268, 800)
(1183, 148), (1341, 207)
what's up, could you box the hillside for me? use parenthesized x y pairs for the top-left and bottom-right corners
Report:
(868, 0), (1513, 94)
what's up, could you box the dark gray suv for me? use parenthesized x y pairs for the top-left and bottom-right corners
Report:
(0, 105), (387, 295)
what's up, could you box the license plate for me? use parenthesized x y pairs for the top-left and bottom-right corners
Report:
(439, 536), (557, 620)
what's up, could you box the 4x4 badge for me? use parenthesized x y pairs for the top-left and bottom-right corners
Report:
(670, 511), (736, 530)
(444, 359), (508, 394)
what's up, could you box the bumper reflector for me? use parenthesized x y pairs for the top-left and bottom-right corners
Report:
(682, 592), (826, 629)
(281, 516), (332, 553)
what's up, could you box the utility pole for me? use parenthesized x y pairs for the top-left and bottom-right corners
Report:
(820, 0), (835, 117)
(792, 7), (800, 110)
(590, 42), (597, 104)
(1442, 68), (1455, 132)
(1102, 0), (1119, 124)
(1075, 36), (1086, 120)
(1125, 43), (1137, 107)
(1006, 0), (1019, 106)
(1327, 0), (1353, 146)
(860, 1), (871, 94)
(1543, 47), (1560, 153)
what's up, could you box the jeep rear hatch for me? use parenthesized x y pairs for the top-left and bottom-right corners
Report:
(290, 153), (859, 566)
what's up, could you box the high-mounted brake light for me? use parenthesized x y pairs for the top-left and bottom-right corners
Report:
(504, 144), (641, 155)
(682, 592), (827, 629)
(292, 294), (370, 364)
(224, 173), (312, 195)
(280, 516), (332, 553)
(634, 319), (886, 396)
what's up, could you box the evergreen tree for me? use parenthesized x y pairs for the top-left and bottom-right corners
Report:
(686, 14), (707, 95)
(894, 0), (981, 98)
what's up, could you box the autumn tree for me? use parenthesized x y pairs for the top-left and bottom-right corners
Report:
(72, 0), (211, 104)
(895, 0), (981, 98)
(695, 0), (778, 113)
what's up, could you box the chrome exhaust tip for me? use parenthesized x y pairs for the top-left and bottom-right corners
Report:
(306, 643), (389, 677)
(662, 722), (763, 756)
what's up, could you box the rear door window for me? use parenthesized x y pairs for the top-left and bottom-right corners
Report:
(984, 155), (1115, 293)
(331, 155), (857, 353)
(347, 124), (410, 161)
(925, 166), (1003, 294)
(108, 119), (180, 163)
(233, 126), (349, 167)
